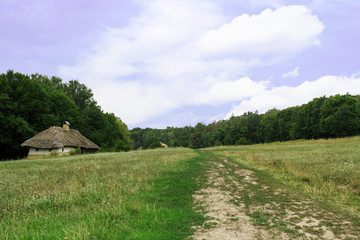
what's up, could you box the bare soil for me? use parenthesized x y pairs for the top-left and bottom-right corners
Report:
(190, 157), (360, 240)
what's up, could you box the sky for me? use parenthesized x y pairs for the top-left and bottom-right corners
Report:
(1, 0), (360, 129)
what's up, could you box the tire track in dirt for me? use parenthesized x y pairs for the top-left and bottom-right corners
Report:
(191, 156), (360, 240)
(191, 159), (272, 240)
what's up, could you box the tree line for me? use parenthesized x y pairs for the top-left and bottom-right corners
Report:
(1, 70), (359, 159)
(131, 94), (360, 149)
(0, 70), (131, 160)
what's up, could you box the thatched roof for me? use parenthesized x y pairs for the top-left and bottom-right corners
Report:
(21, 126), (99, 149)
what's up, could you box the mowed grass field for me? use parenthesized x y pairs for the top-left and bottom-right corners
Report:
(1, 136), (360, 239)
(0, 148), (208, 239)
(211, 136), (360, 218)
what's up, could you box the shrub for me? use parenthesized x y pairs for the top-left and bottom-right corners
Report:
(69, 147), (81, 156)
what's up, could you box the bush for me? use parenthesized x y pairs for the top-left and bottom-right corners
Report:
(235, 137), (250, 145)
(69, 147), (81, 156)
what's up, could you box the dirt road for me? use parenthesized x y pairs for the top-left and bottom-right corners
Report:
(191, 156), (359, 239)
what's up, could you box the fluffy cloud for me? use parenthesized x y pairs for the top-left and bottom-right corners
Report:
(227, 74), (360, 118)
(282, 66), (300, 78)
(59, 0), (225, 83)
(93, 81), (179, 125)
(58, 1), (325, 126)
(194, 77), (269, 105)
(199, 6), (324, 60)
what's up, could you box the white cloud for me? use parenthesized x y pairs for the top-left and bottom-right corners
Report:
(194, 77), (269, 105)
(199, 6), (324, 60)
(58, 1), (325, 126)
(282, 66), (300, 78)
(93, 81), (180, 125)
(227, 74), (360, 118)
(59, 0), (225, 83)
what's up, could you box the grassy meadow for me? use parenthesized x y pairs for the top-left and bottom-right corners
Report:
(1, 136), (360, 239)
(0, 148), (208, 239)
(210, 136), (360, 218)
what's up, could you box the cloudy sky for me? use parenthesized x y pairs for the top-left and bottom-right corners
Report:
(1, 0), (360, 128)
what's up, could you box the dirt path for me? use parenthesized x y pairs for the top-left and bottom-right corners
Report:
(191, 156), (359, 240)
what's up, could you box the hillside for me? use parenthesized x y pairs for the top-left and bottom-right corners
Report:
(1, 137), (360, 239)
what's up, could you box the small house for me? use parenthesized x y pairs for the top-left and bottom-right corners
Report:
(21, 122), (99, 158)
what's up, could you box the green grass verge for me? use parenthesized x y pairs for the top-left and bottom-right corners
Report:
(0, 148), (208, 239)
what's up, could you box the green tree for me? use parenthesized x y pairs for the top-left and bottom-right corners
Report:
(190, 123), (211, 149)
(64, 80), (96, 112)
(0, 93), (36, 159)
(320, 94), (360, 137)
(256, 109), (280, 143)
(0, 70), (132, 160)
(223, 134), (233, 145)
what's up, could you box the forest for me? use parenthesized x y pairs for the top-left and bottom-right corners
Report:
(0, 70), (131, 160)
(1, 70), (360, 160)
(131, 94), (360, 149)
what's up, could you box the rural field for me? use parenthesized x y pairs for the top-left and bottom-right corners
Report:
(1, 137), (360, 239)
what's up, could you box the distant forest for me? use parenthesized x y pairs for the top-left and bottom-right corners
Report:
(131, 94), (360, 149)
(0, 70), (131, 160)
(1, 70), (360, 160)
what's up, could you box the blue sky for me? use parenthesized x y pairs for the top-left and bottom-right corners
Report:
(1, 0), (360, 129)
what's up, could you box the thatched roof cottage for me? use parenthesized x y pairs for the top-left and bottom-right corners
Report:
(21, 121), (99, 158)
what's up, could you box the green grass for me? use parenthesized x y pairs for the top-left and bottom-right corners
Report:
(2, 136), (360, 239)
(209, 136), (360, 218)
(0, 148), (208, 239)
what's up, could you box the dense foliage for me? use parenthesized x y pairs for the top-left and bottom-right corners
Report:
(131, 94), (360, 149)
(0, 70), (131, 160)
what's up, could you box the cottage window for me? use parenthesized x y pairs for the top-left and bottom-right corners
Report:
(62, 148), (64, 152)
(49, 149), (51, 152)
(36, 148), (39, 151)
